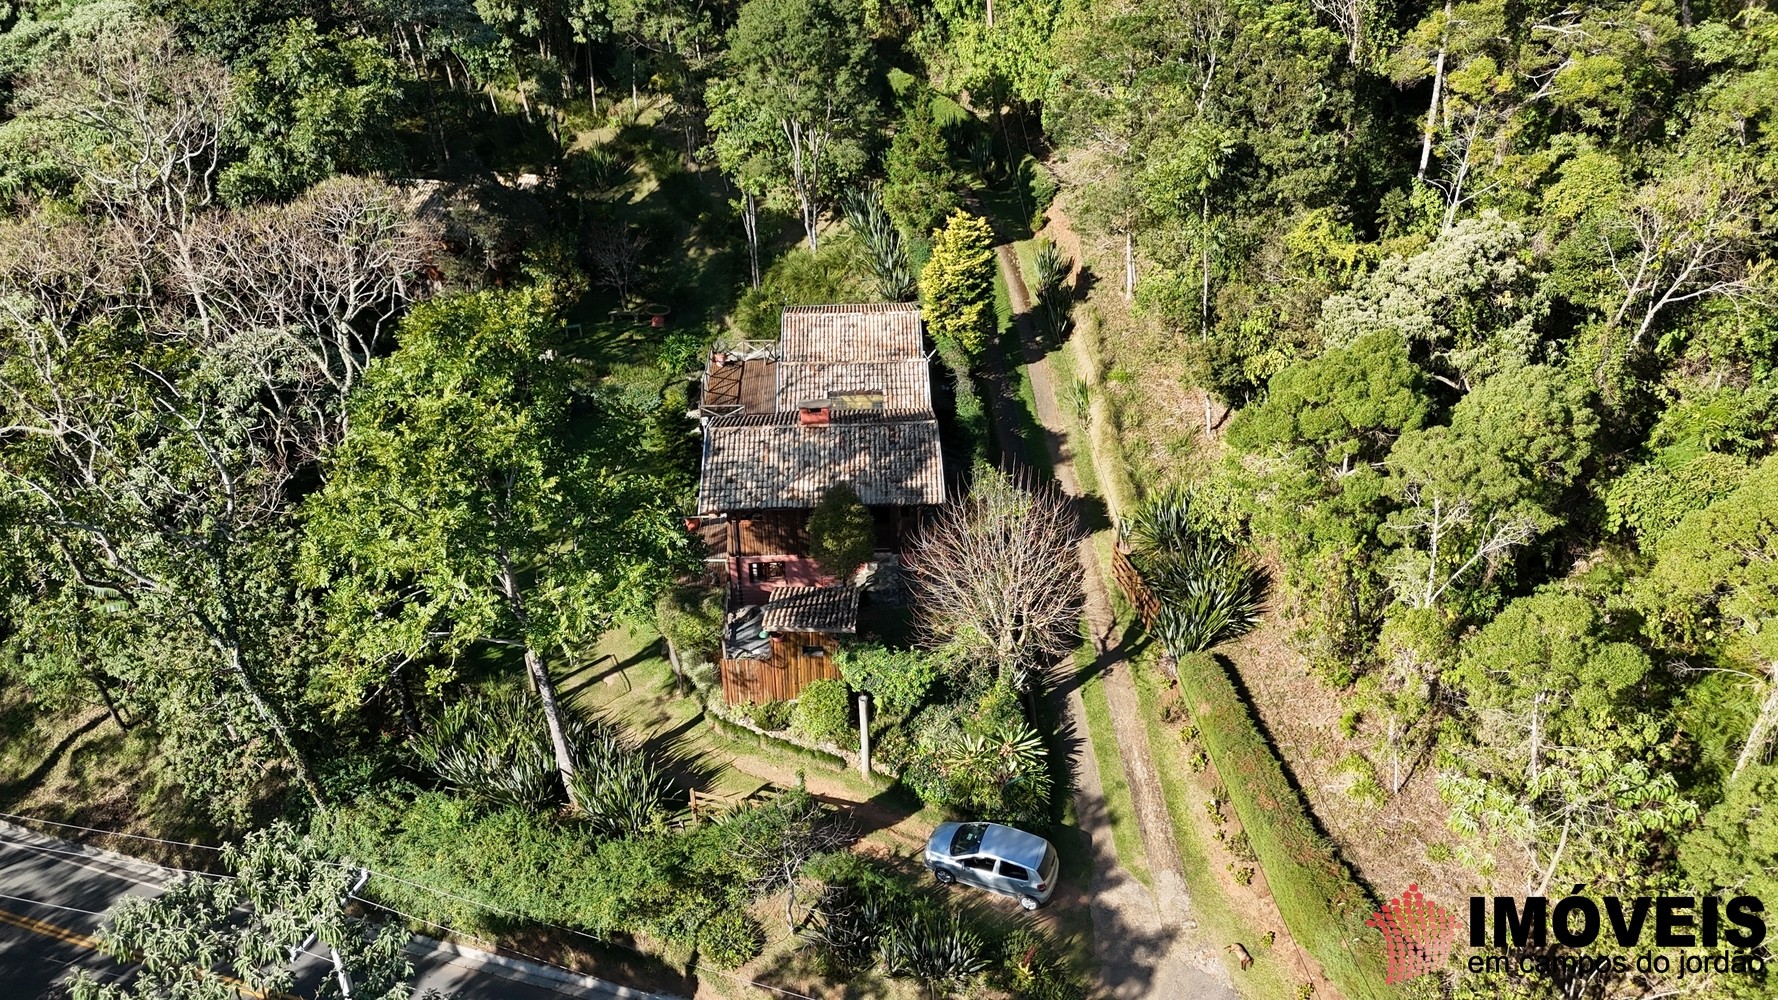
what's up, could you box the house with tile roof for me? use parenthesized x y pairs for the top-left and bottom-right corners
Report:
(690, 303), (946, 703)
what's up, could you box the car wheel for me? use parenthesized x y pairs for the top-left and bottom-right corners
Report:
(933, 868), (955, 885)
(1019, 895), (1039, 911)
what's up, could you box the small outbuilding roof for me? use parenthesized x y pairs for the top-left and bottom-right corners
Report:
(779, 302), (924, 362)
(760, 585), (860, 634)
(697, 409), (945, 512)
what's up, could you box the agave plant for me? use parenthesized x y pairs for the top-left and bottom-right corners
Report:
(804, 883), (899, 974)
(841, 184), (915, 301)
(568, 728), (673, 838)
(1032, 238), (1072, 339)
(879, 907), (989, 998)
(414, 689), (569, 809)
(935, 722), (1053, 824)
(417, 689), (673, 827)
(1127, 492), (1264, 656)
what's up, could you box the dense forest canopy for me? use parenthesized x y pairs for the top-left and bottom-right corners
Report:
(0, 0), (1772, 997)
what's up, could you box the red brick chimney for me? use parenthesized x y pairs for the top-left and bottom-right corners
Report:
(798, 405), (831, 425)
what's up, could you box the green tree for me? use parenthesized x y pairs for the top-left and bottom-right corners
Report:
(837, 643), (943, 717)
(882, 98), (965, 238)
(1642, 455), (1778, 775)
(707, 0), (880, 251)
(919, 210), (996, 355)
(302, 290), (683, 805)
(1226, 331), (1430, 475)
(808, 482), (874, 581)
(70, 822), (412, 1000)
(1680, 763), (1778, 902)
(1382, 365), (1594, 609)
(221, 18), (405, 203)
(1320, 214), (1546, 389)
(1442, 591), (1698, 892)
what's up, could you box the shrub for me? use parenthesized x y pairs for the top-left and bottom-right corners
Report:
(317, 787), (783, 962)
(697, 908), (766, 968)
(732, 237), (872, 338)
(1019, 155), (1058, 230)
(1173, 653), (1388, 997)
(655, 585), (725, 660)
(746, 699), (794, 732)
(838, 643), (943, 717)
(793, 679), (854, 747)
(808, 483), (875, 582)
(900, 692), (1053, 825)
(919, 210), (996, 356)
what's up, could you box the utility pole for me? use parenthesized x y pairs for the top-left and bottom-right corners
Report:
(857, 694), (871, 778)
(296, 866), (371, 998)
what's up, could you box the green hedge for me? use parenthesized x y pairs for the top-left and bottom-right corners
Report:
(1175, 653), (1389, 999)
(707, 712), (850, 770)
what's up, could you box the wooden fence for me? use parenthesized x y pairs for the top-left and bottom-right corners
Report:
(1110, 545), (1161, 626)
(720, 631), (842, 702)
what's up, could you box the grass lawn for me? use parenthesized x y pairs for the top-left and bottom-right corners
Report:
(1132, 658), (1320, 1000)
(570, 624), (936, 839)
(1074, 642), (1152, 890)
(990, 263), (1054, 476)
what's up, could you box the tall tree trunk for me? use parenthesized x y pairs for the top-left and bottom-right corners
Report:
(390, 659), (420, 734)
(742, 191), (761, 288)
(92, 673), (129, 730)
(1123, 230), (1135, 300)
(225, 642), (326, 811)
(1733, 665), (1778, 777)
(1417, 0), (1454, 181)
(586, 41), (598, 114)
(524, 644), (580, 804)
(1199, 194), (1211, 340)
(498, 556), (579, 805)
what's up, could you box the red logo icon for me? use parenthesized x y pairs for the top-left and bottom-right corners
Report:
(1367, 884), (1461, 984)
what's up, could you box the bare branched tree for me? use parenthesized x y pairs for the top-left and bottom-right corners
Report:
(1603, 170), (1764, 347)
(587, 221), (651, 307)
(909, 469), (1084, 691)
(190, 177), (441, 397)
(732, 788), (854, 931)
(1384, 488), (1538, 610)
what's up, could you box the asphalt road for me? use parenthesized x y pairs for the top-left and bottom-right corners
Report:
(0, 824), (665, 1000)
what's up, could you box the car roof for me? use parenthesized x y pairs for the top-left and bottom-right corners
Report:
(978, 823), (1051, 869)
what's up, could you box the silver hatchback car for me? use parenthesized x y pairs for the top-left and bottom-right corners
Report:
(925, 821), (1059, 910)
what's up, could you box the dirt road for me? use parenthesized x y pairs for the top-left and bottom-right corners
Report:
(992, 245), (1238, 1000)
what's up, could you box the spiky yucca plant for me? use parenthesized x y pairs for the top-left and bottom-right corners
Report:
(1127, 492), (1264, 656)
(841, 185), (915, 301)
(417, 690), (672, 830)
(568, 727), (672, 838)
(415, 689), (573, 809)
(879, 908), (989, 998)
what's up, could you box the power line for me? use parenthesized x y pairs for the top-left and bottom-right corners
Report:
(0, 891), (108, 916)
(0, 811), (221, 851)
(3, 810), (822, 1000)
(0, 836), (223, 885)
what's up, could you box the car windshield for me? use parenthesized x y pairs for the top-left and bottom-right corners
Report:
(949, 823), (986, 856)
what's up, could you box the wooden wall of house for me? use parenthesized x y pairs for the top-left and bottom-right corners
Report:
(739, 511), (809, 556)
(721, 632), (841, 702)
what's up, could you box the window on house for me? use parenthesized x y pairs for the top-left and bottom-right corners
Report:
(749, 561), (786, 582)
(802, 645), (826, 657)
